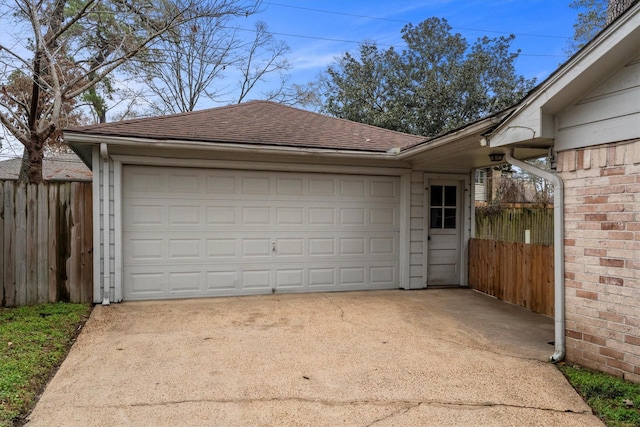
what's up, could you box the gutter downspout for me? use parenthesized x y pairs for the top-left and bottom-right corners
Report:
(505, 148), (564, 363)
(100, 143), (110, 306)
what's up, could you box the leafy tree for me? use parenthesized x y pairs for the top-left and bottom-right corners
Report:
(567, 0), (637, 54)
(0, 0), (259, 183)
(567, 0), (608, 54)
(319, 18), (535, 137)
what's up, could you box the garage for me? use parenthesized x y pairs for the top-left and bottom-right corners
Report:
(66, 100), (433, 303)
(122, 165), (401, 300)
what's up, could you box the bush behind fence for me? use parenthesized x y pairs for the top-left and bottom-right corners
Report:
(475, 206), (554, 245)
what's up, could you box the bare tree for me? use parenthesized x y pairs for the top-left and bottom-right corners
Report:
(132, 10), (243, 114)
(235, 21), (290, 104)
(135, 19), (294, 113)
(0, 0), (259, 183)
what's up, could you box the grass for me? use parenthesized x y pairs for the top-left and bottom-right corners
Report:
(559, 363), (640, 427)
(0, 303), (92, 427)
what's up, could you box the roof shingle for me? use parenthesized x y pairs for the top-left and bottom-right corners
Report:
(66, 100), (426, 152)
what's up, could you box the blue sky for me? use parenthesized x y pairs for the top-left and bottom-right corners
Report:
(245, 0), (579, 89)
(0, 1), (582, 159)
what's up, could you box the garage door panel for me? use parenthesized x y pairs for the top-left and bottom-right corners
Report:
(340, 178), (366, 197)
(242, 269), (272, 289)
(277, 238), (304, 256)
(242, 239), (272, 257)
(276, 269), (305, 289)
(276, 176), (304, 195)
(206, 207), (237, 225)
(309, 268), (335, 287)
(168, 173), (203, 193)
(128, 272), (165, 295)
(207, 239), (237, 257)
(242, 174), (272, 194)
(168, 205), (201, 225)
(206, 271), (238, 291)
(309, 207), (335, 225)
(169, 271), (201, 293)
(309, 178), (335, 196)
(169, 239), (201, 259)
(128, 239), (164, 260)
(370, 179), (397, 198)
(128, 204), (164, 226)
(123, 166), (400, 300)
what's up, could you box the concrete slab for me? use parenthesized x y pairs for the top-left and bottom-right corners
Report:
(26, 289), (603, 426)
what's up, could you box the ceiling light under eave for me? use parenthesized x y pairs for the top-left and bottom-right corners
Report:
(489, 152), (505, 162)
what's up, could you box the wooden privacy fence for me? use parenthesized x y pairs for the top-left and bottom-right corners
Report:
(475, 207), (553, 245)
(468, 238), (554, 317)
(0, 181), (92, 307)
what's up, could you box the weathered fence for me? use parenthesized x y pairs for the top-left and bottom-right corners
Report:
(475, 207), (553, 245)
(468, 238), (554, 317)
(0, 181), (92, 307)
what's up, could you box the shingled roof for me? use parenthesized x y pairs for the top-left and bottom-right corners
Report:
(0, 152), (91, 181)
(66, 100), (426, 153)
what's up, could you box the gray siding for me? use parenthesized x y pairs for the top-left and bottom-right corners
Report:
(409, 171), (425, 289)
(556, 54), (640, 151)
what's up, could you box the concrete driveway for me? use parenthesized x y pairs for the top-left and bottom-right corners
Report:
(26, 289), (603, 426)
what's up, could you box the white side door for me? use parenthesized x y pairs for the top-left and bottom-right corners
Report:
(426, 180), (462, 286)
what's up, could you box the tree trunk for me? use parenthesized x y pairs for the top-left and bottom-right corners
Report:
(18, 137), (45, 184)
(18, 148), (30, 182)
(607, 0), (635, 24)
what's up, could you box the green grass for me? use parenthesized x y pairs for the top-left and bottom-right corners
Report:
(559, 363), (640, 427)
(0, 303), (92, 427)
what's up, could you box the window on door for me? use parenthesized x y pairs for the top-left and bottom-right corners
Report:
(430, 185), (457, 229)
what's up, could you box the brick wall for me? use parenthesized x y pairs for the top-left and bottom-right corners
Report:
(557, 139), (640, 382)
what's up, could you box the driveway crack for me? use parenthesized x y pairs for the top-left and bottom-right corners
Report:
(120, 397), (591, 416)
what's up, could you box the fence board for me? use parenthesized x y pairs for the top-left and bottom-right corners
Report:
(48, 184), (58, 302)
(60, 183), (71, 301)
(26, 184), (37, 305)
(0, 180), (93, 307)
(3, 182), (15, 307)
(15, 184), (27, 306)
(469, 238), (554, 317)
(81, 183), (93, 302)
(69, 182), (81, 302)
(37, 183), (48, 303)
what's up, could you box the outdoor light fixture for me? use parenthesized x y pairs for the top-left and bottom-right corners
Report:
(489, 153), (504, 162)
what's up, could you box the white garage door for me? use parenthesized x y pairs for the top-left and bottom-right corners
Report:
(122, 166), (400, 300)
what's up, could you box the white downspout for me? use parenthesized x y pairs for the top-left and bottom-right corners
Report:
(505, 148), (564, 363)
(100, 143), (110, 306)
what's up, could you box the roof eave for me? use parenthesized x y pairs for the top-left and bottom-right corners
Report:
(396, 111), (510, 160)
(488, 2), (640, 148)
(64, 132), (403, 162)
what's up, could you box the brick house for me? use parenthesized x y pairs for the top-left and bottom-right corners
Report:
(488, 4), (639, 381)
